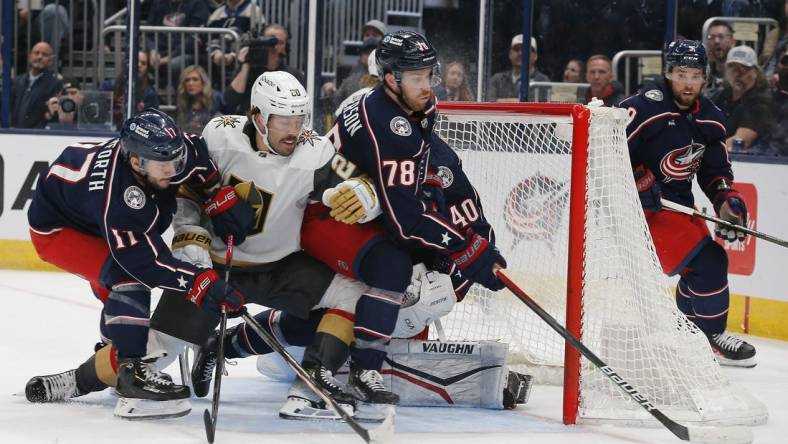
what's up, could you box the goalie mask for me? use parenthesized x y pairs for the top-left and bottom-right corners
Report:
(249, 71), (311, 156)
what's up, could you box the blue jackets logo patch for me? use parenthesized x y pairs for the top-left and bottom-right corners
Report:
(390, 116), (412, 136)
(659, 142), (705, 182)
(124, 186), (146, 209)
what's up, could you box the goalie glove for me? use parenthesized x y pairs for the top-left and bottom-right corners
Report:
(393, 264), (457, 338)
(711, 179), (748, 242)
(321, 177), (381, 224)
(171, 225), (212, 268)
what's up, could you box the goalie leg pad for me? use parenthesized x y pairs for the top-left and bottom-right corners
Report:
(150, 290), (219, 345)
(381, 339), (511, 409)
(113, 397), (191, 420)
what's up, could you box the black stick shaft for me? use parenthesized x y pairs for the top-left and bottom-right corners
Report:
(203, 235), (234, 443)
(497, 271), (691, 441)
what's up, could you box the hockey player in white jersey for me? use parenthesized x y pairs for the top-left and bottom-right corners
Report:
(163, 71), (406, 422)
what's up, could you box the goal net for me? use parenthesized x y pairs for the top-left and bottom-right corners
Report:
(432, 102), (767, 426)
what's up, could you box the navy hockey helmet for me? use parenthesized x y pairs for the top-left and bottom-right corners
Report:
(120, 108), (187, 178)
(377, 31), (440, 83)
(664, 40), (708, 73)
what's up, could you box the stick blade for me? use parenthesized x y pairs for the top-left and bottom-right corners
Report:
(687, 425), (753, 444)
(366, 410), (395, 444)
(203, 409), (215, 443)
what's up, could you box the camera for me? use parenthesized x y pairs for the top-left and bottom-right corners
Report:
(242, 34), (278, 70)
(59, 97), (76, 114)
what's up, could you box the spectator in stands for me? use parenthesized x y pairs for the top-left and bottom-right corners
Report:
(44, 77), (82, 128)
(224, 23), (305, 114)
(207, 0), (265, 75)
(711, 45), (774, 151)
(758, 48), (788, 155)
(11, 41), (62, 128)
(704, 19), (737, 96)
(434, 61), (473, 101)
(332, 37), (380, 106)
(488, 34), (548, 102)
(760, 0), (788, 86)
(176, 65), (228, 134)
(146, 0), (211, 87)
(562, 59), (585, 82)
(361, 19), (386, 41)
(101, 49), (160, 129)
(321, 19), (387, 98)
(584, 54), (623, 106)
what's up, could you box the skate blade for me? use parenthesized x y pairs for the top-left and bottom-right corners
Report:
(353, 402), (396, 423)
(114, 397), (192, 420)
(279, 397), (354, 421)
(716, 355), (757, 368)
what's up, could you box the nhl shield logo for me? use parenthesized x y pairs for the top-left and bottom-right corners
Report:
(390, 116), (412, 137)
(124, 186), (146, 209)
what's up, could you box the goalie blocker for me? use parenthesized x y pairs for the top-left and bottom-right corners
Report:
(259, 339), (532, 410)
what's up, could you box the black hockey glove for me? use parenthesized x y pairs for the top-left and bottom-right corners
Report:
(186, 269), (245, 314)
(633, 165), (661, 211)
(444, 229), (507, 291)
(203, 185), (255, 245)
(712, 183), (748, 242)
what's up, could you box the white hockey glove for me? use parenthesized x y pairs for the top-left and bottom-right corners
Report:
(393, 264), (457, 338)
(171, 225), (213, 268)
(322, 177), (381, 224)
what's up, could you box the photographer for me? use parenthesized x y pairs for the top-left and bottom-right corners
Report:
(224, 23), (305, 114)
(45, 77), (82, 128)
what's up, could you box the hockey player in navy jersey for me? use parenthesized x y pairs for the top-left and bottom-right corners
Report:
(321, 30), (506, 293)
(24, 109), (253, 418)
(621, 40), (756, 367)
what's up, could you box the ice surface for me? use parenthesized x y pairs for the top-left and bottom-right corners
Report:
(1, 270), (785, 444)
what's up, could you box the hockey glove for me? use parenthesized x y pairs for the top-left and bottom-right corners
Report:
(712, 185), (748, 242)
(187, 269), (245, 314)
(171, 225), (212, 268)
(448, 230), (507, 291)
(203, 185), (255, 245)
(322, 177), (381, 224)
(633, 165), (661, 211)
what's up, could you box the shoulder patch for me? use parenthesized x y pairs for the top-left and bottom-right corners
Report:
(390, 116), (412, 137)
(213, 116), (241, 128)
(124, 186), (146, 210)
(437, 166), (454, 188)
(297, 129), (320, 147)
(644, 89), (663, 102)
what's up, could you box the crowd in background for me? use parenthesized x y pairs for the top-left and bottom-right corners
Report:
(2, 0), (787, 156)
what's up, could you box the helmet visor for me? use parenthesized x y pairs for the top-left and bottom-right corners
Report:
(400, 66), (442, 88)
(268, 114), (309, 133)
(139, 146), (186, 179)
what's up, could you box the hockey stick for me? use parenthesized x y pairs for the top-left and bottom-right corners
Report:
(203, 234), (234, 444)
(660, 198), (788, 248)
(496, 271), (753, 444)
(240, 311), (394, 444)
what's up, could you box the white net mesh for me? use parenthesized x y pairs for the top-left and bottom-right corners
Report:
(433, 104), (767, 426)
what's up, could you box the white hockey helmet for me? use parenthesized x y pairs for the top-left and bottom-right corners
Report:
(249, 71), (310, 155)
(367, 49), (379, 78)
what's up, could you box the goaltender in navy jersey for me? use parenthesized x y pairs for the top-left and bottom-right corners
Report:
(621, 80), (732, 209)
(329, 85), (473, 254)
(28, 134), (219, 292)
